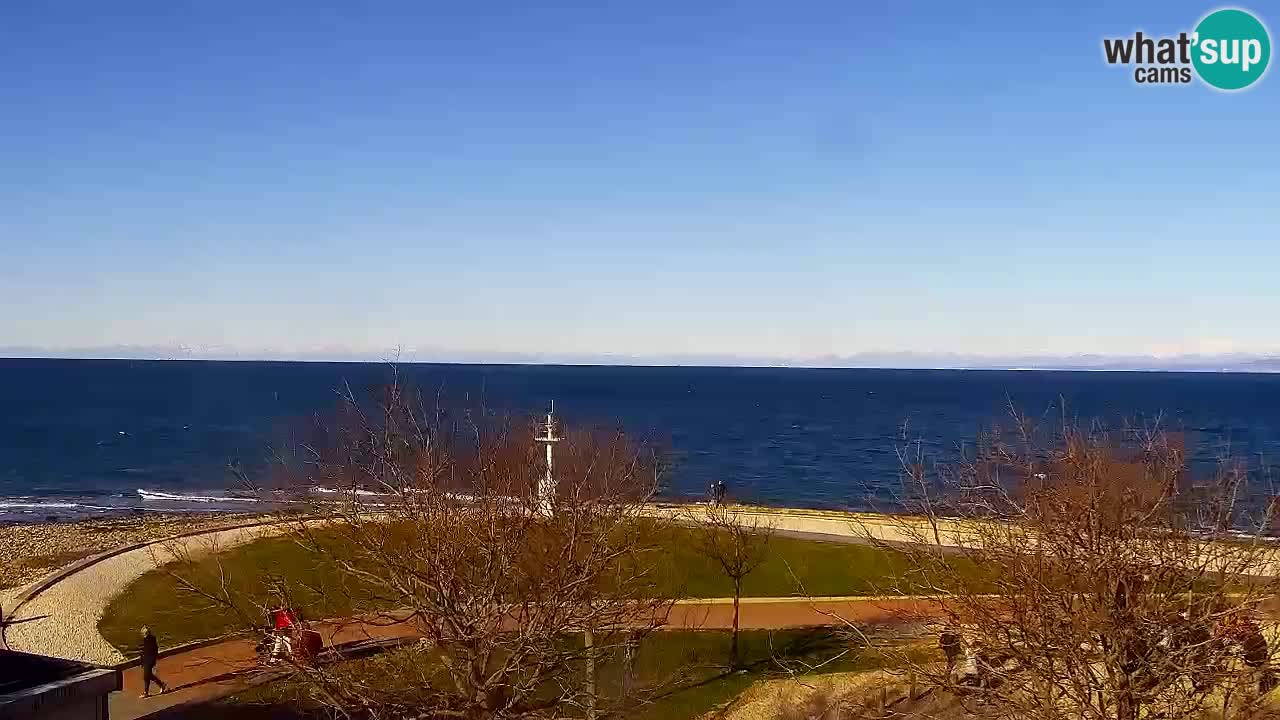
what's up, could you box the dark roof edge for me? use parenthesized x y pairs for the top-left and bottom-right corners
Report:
(0, 667), (121, 715)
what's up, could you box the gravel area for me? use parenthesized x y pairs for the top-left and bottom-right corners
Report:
(722, 670), (895, 720)
(1, 520), (290, 665)
(0, 513), (263, 592)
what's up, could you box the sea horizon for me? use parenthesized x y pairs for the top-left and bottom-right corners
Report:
(5, 353), (1280, 374)
(6, 359), (1280, 523)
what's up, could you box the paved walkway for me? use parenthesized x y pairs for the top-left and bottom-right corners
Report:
(645, 504), (968, 548)
(11, 502), (1276, 668)
(105, 594), (934, 720)
(668, 595), (940, 630)
(95, 587), (1280, 720)
(108, 614), (421, 720)
(3, 522), (298, 665)
(4, 505), (913, 665)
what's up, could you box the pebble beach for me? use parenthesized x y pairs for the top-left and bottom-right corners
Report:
(0, 512), (265, 593)
(2, 517), (293, 664)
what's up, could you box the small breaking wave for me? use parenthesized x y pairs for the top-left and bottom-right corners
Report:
(311, 486), (394, 497)
(137, 489), (262, 503)
(311, 486), (478, 503)
(0, 500), (121, 514)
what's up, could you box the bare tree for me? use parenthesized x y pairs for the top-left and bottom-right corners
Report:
(868, 416), (1280, 720)
(693, 504), (775, 670)
(163, 379), (675, 719)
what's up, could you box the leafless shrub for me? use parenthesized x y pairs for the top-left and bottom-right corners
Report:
(864, 414), (1280, 720)
(690, 504), (775, 669)
(162, 377), (675, 719)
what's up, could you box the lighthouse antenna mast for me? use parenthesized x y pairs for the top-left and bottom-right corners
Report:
(534, 401), (562, 516)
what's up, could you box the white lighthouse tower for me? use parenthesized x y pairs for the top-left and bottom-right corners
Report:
(534, 402), (561, 516)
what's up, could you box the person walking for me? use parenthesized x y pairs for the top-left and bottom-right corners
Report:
(939, 627), (962, 681)
(140, 626), (168, 697)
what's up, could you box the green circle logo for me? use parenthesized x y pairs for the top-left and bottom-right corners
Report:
(1192, 8), (1271, 90)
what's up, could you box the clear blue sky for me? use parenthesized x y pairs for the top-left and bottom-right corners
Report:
(2, 1), (1276, 362)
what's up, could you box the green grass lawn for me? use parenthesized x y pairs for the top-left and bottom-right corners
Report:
(161, 628), (927, 720)
(101, 522), (972, 656)
(100, 531), (376, 657)
(649, 524), (943, 598)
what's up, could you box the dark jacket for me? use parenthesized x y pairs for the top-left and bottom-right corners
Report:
(141, 634), (159, 666)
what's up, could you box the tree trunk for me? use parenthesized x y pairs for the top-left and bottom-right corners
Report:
(1116, 679), (1136, 720)
(584, 626), (596, 720)
(730, 578), (741, 670)
(621, 633), (636, 701)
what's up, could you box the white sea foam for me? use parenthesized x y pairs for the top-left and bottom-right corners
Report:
(311, 486), (479, 503)
(137, 489), (261, 503)
(310, 486), (393, 497)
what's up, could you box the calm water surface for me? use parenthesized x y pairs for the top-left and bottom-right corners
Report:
(4, 359), (1280, 521)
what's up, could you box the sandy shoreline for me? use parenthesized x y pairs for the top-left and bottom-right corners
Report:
(0, 512), (268, 592)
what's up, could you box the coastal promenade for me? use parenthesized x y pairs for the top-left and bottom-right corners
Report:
(6, 503), (1280, 668)
(643, 503), (976, 547)
(0, 503), (949, 719)
(105, 595), (936, 720)
(2, 504), (922, 666)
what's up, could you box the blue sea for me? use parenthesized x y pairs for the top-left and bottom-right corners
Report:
(5, 359), (1280, 522)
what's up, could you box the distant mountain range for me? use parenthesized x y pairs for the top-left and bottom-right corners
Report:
(4, 345), (1280, 372)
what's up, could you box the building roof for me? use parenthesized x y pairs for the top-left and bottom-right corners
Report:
(0, 649), (121, 717)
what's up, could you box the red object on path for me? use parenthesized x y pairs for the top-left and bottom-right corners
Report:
(295, 630), (323, 664)
(110, 598), (936, 720)
(270, 608), (300, 631)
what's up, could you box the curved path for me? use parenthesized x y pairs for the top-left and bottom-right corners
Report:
(108, 615), (422, 720)
(107, 595), (937, 720)
(3, 520), (302, 665)
(4, 505), (908, 666)
(8, 503), (1278, 668)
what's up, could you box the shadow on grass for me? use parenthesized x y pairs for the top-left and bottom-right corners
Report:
(160, 627), (903, 720)
(609, 627), (913, 720)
